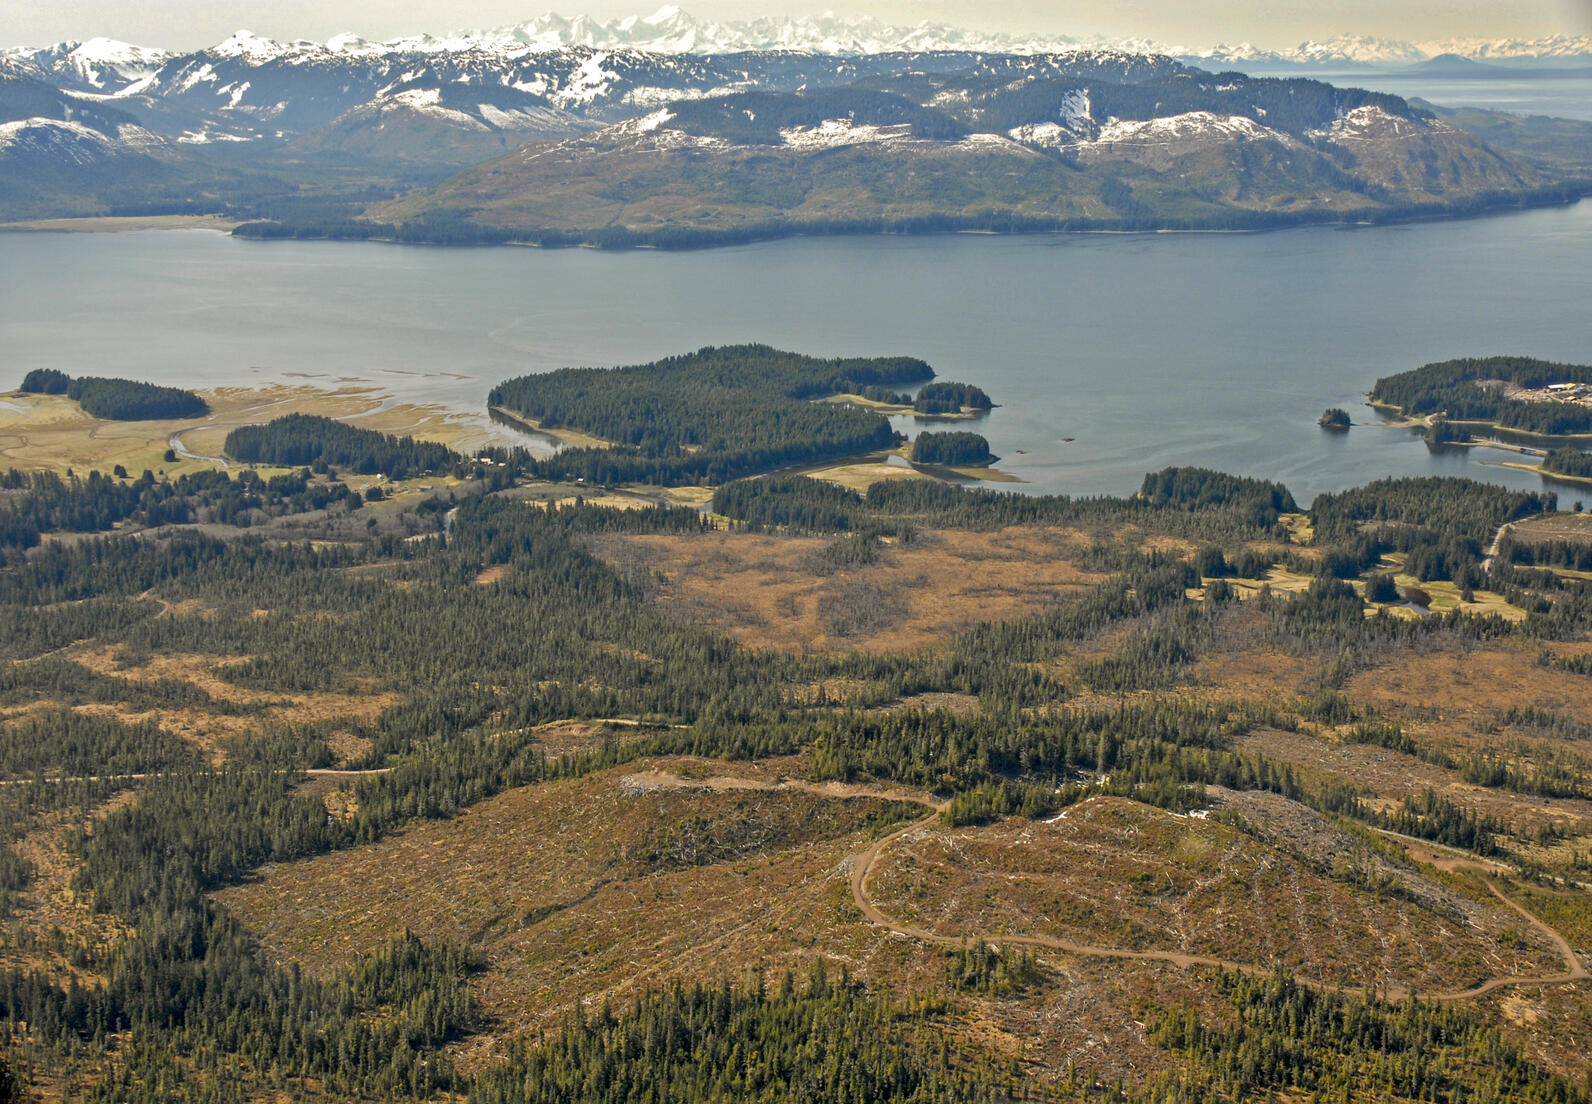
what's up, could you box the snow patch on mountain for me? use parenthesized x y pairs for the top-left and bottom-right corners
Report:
(1310, 104), (1426, 142)
(1007, 122), (1080, 147)
(555, 52), (617, 105)
(476, 102), (568, 128)
(56, 38), (172, 89)
(1096, 112), (1279, 144)
(1011, 110), (1299, 153)
(0, 116), (115, 162)
(955, 132), (1035, 153)
(778, 118), (918, 150)
(387, 87), (487, 127)
(212, 31), (306, 62)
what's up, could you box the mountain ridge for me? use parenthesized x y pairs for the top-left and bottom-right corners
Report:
(5, 11), (1588, 81)
(351, 71), (1575, 247)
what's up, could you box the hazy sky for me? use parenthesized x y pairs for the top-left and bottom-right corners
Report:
(4, 0), (1588, 51)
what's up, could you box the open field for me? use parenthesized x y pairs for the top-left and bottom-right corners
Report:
(1512, 512), (1592, 544)
(0, 215), (241, 233)
(814, 394), (984, 420)
(586, 525), (1106, 653)
(805, 458), (935, 493)
(0, 384), (510, 479)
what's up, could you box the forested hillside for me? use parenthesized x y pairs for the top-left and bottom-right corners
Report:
(0, 397), (1589, 1101)
(1370, 356), (1592, 437)
(359, 70), (1575, 248)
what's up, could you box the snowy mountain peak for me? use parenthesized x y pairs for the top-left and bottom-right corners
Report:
(5, 11), (1588, 83)
(0, 36), (174, 91)
(210, 30), (300, 61)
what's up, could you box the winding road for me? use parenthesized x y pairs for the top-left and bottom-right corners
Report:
(6, 758), (1582, 1003)
(631, 771), (1589, 1004)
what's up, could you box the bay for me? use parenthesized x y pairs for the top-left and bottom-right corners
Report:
(3, 198), (1590, 504)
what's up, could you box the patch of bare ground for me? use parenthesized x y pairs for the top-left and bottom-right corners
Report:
(786, 677), (881, 707)
(473, 564), (508, 586)
(0, 797), (136, 987)
(1511, 512), (1592, 544)
(324, 729), (373, 765)
(867, 796), (1564, 994)
(68, 645), (399, 742)
(1235, 726), (1592, 840)
(1189, 646), (1320, 699)
(525, 719), (674, 759)
(207, 761), (1271, 1092)
(1346, 641), (1592, 733)
(215, 760), (928, 1068)
(870, 692), (981, 715)
(585, 526), (1106, 653)
(1475, 977), (1592, 1082)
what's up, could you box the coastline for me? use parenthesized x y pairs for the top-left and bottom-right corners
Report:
(487, 405), (614, 450)
(1369, 401), (1592, 448)
(230, 185), (1592, 251)
(0, 214), (242, 234)
(1500, 460), (1592, 487)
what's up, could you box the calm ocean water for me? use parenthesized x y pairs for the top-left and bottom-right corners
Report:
(3, 198), (1590, 504)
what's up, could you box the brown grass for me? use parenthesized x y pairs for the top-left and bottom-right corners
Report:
(1233, 726), (1592, 841)
(1511, 513), (1592, 544)
(586, 526), (1105, 653)
(0, 383), (517, 480)
(61, 645), (399, 760)
(1346, 642), (1592, 755)
(0, 799), (135, 988)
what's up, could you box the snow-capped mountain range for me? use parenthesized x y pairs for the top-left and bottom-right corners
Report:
(2, 6), (1588, 227)
(4, 8), (1589, 90)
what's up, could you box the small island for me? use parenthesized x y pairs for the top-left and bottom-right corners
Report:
(1318, 408), (1351, 431)
(909, 430), (995, 467)
(489, 345), (939, 485)
(913, 382), (994, 417)
(824, 379), (995, 419)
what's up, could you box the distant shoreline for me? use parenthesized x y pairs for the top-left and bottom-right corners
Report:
(229, 184), (1592, 252)
(0, 214), (242, 234)
(8, 189), (1583, 245)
